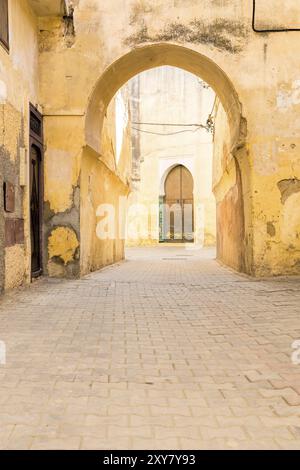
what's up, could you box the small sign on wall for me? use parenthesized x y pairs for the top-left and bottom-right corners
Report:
(4, 182), (15, 213)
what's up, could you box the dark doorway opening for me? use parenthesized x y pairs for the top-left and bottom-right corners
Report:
(29, 105), (43, 278)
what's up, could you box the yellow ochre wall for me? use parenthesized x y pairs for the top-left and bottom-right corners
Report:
(0, 0), (40, 291)
(39, 0), (300, 277)
(80, 89), (132, 275)
(126, 66), (216, 247)
(2, 0), (300, 283)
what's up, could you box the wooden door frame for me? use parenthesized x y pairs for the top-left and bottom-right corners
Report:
(29, 104), (44, 278)
(162, 164), (195, 243)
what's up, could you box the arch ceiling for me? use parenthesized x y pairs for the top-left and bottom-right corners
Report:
(85, 43), (243, 154)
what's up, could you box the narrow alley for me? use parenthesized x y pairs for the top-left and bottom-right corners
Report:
(0, 247), (299, 450)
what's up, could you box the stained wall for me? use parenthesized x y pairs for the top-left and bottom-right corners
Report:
(13, 0), (300, 276)
(0, 0), (40, 290)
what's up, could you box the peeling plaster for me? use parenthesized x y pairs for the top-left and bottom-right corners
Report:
(281, 192), (300, 247)
(267, 222), (276, 237)
(63, 3), (76, 48)
(129, 0), (157, 25)
(33, 0), (300, 278)
(48, 226), (79, 265)
(277, 178), (300, 204)
(45, 149), (79, 214)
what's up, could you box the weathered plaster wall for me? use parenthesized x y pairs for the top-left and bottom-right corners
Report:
(38, 0), (300, 276)
(213, 98), (244, 271)
(80, 88), (132, 275)
(126, 66), (216, 247)
(0, 0), (40, 290)
(43, 115), (83, 278)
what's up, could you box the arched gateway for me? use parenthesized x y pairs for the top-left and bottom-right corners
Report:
(79, 43), (248, 275)
(40, 4), (300, 280)
(85, 44), (244, 153)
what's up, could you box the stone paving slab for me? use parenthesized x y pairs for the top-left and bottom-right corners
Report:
(0, 246), (299, 449)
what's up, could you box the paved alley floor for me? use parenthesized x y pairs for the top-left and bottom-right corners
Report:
(0, 246), (300, 450)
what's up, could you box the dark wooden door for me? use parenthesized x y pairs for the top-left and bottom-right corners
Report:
(163, 165), (194, 242)
(30, 145), (42, 277)
(29, 105), (43, 278)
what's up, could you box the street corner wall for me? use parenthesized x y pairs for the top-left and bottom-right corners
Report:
(80, 147), (130, 276)
(80, 92), (132, 275)
(43, 115), (83, 279)
(0, 0), (40, 291)
(1, 104), (26, 291)
(213, 101), (245, 273)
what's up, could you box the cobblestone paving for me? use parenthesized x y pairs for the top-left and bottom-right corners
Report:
(0, 246), (300, 450)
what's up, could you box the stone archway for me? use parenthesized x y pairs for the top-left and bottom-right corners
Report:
(85, 43), (244, 154)
(160, 164), (195, 243)
(81, 43), (249, 275)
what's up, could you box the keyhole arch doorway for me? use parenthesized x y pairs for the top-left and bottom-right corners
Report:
(159, 164), (194, 243)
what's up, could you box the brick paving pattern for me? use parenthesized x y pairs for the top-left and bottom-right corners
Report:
(0, 246), (299, 449)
